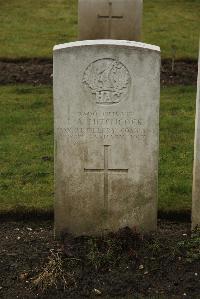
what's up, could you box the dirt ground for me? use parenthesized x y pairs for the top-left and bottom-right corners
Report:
(0, 220), (199, 299)
(0, 59), (198, 86)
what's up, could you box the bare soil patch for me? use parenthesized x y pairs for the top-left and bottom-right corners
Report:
(0, 220), (199, 299)
(0, 59), (198, 86)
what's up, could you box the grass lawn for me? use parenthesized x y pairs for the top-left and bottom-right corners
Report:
(0, 85), (53, 213)
(159, 85), (195, 213)
(0, 0), (199, 59)
(0, 84), (196, 214)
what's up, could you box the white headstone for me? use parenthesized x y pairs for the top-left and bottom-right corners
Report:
(192, 45), (200, 229)
(78, 0), (143, 41)
(53, 40), (160, 237)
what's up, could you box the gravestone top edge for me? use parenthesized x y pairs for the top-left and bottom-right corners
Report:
(53, 40), (160, 53)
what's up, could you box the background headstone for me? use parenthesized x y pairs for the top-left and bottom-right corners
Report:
(192, 44), (200, 229)
(78, 0), (143, 41)
(53, 40), (160, 237)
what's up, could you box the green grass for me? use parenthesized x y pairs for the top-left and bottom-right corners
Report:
(0, 0), (199, 59)
(159, 86), (195, 213)
(0, 85), (196, 214)
(143, 0), (199, 59)
(0, 85), (53, 212)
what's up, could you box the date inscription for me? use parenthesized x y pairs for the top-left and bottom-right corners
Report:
(56, 111), (146, 141)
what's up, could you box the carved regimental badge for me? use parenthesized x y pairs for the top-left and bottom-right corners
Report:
(83, 58), (131, 104)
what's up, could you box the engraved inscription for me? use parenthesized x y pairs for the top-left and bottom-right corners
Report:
(57, 127), (146, 140)
(56, 111), (146, 142)
(84, 145), (128, 210)
(82, 59), (131, 105)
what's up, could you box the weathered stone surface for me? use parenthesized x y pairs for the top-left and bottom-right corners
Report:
(53, 40), (160, 236)
(78, 0), (143, 41)
(192, 45), (200, 229)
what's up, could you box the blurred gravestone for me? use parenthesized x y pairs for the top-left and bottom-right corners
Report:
(192, 44), (200, 229)
(53, 40), (160, 237)
(78, 0), (143, 41)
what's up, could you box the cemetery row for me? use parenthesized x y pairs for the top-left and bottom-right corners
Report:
(52, 0), (199, 236)
(53, 39), (200, 237)
(0, 0), (198, 236)
(0, 1), (199, 297)
(1, 0), (199, 59)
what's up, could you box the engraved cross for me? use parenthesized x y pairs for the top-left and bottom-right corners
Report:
(84, 145), (128, 210)
(97, 2), (123, 38)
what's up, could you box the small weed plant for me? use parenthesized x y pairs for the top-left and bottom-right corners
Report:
(33, 249), (76, 291)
